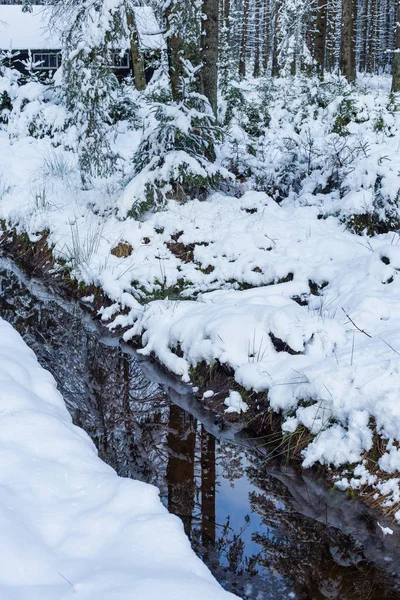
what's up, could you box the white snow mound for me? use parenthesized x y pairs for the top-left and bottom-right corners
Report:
(0, 317), (237, 600)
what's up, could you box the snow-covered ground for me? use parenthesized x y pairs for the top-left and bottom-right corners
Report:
(1, 71), (400, 519)
(0, 317), (237, 599)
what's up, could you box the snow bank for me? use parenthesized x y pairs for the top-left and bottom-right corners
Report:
(0, 317), (237, 600)
(2, 70), (400, 519)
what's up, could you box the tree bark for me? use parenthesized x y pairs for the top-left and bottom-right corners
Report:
(253, 0), (261, 77)
(340, 0), (357, 82)
(392, 1), (400, 92)
(366, 0), (377, 73)
(239, 0), (249, 77)
(223, 0), (231, 45)
(165, 2), (185, 102)
(126, 9), (146, 91)
(271, 0), (281, 76)
(262, 0), (271, 73)
(314, 0), (327, 75)
(201, 0), (219, 115)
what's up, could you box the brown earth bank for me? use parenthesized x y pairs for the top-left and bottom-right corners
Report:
(1, 223), (399, 526)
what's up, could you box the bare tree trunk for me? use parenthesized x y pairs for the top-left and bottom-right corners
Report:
(253, 0), (261, 77)
(262, 0), (271, 73)
(366, 0), (377, 72)
(224, 0), (231, 45)
(271, 0), (281, 76)
(165, 1), (185, 102)
(126, 9), (146, 91)
(340, 0), (357, 81)
(239, 0), (249, 77)
(358, 0), (368, 72)
(392, 0), (400, 91)
(201, 0), (219, 115)
(314, 0), (327, 75)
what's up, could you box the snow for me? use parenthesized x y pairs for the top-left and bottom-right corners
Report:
(0, 317), (237, 599)
(224, 391), (249, 414)
(133, 6), (165, 51)
(2, 69), (400, 518)
(377, 523), (394, 536)
(0, 6), (59, 50)
(0, 5), (164, 51)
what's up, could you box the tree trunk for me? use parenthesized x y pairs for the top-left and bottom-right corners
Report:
(366, 0), (377, 73)
(201, 0), (219, 115)
(340, 0), (357, 82)
(392, 1), (400, 92)
(358, 0), (368, 72)
(126, 9), (146, 91)
(165, 1), (185, 102)
(271, 0), (281, 76)
(253, 0), (261, 77)
(224, 0), (231, 44)
(239, 0), (249, 77)
(262, 0), (271, 73)
(314, 0), (327, 75)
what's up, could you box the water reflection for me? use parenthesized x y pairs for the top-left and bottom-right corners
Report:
(1, 259), (400, 600)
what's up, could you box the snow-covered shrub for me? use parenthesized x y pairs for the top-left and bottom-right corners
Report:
(219, 75), (400, 228)
(0, 66), (19, 127)
(119, 93), (231, 218)
(7, 81), (66, 140)
(60, 0), (131, 183)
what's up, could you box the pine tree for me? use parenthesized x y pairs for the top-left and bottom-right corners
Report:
(58, 0), (126, 182)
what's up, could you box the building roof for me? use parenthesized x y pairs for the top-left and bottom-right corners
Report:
(0, 5), (164, 51)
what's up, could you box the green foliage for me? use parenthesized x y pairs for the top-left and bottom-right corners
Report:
(0, 90), (12, 125)
(125, 93), (229, 218)
(331, 98), (357, 136)
(222, 85), (246, 126)
(62, 1), (126, 183)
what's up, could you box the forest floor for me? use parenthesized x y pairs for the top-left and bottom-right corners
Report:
(1, 71), (400, 523)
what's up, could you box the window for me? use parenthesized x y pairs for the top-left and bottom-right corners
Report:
(32, 53), (62, 70)
(112, 51), (129, 68)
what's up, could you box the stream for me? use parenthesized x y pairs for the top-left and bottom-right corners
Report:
(1, 256), (400, 600)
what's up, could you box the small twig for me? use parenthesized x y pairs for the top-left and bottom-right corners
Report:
(379, 336), (400, 357)
(342, 308), (371, 338)
(58, 573), (76, 592)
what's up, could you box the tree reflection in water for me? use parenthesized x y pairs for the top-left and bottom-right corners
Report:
(1, 261), (400, 600)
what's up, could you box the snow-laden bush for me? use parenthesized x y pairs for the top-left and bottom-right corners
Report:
(0, 65), (19, 127)
(119, 93), (232, 218)
(221, 74), (400, 231)
(7, 81), (67, 140)
(0, 63), (66, 140)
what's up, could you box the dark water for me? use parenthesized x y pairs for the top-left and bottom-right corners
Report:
(1, 257), (400, 600)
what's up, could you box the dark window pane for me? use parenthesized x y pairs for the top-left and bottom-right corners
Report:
(50, 55), (57, 68)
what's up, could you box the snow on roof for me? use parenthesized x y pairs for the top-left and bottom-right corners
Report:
(0, 5), (164, 51)
(0, 6), (59, 50)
